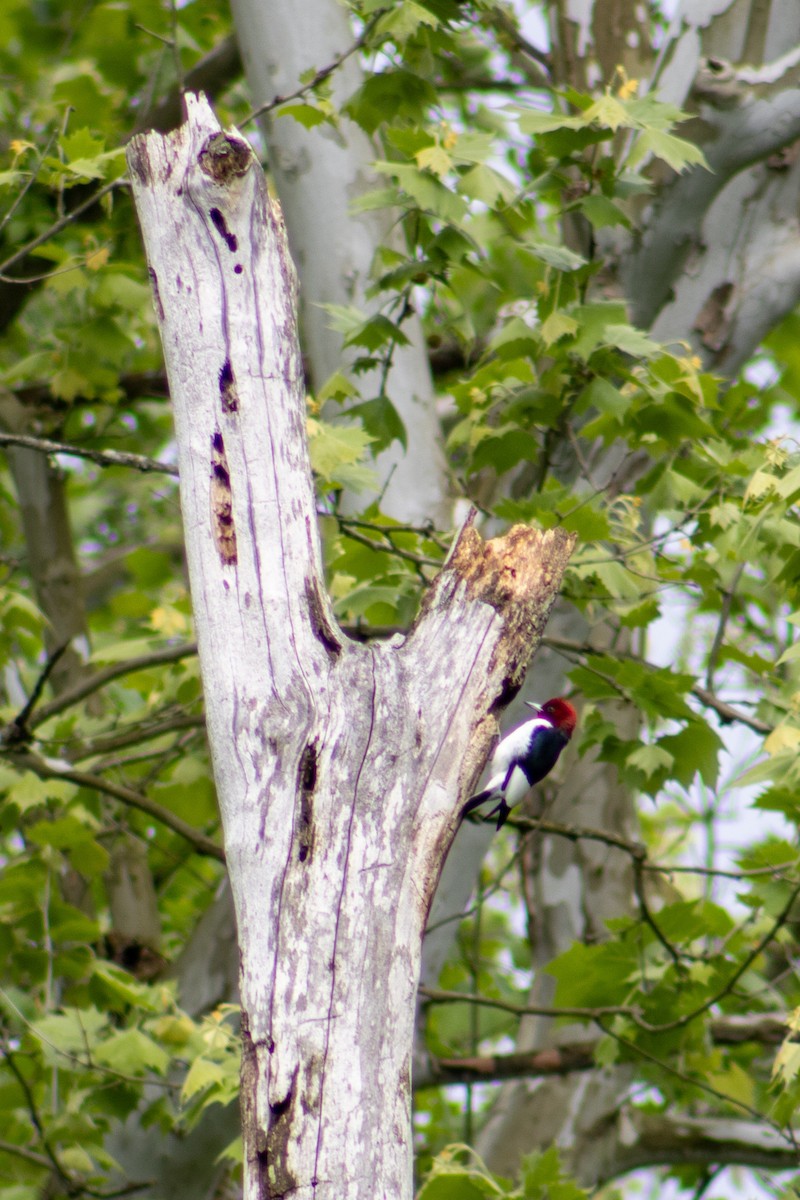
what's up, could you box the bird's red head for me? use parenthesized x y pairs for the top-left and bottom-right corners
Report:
(537, 697), (577, 737)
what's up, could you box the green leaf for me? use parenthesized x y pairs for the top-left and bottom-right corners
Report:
(374, 0), (440, 41)
(307, 418), (377, 492)
(627, 129), (709, 173)
(182, 1056), (227, 1103)
(33, 1008), (109, 1060)
(3, 772), (77, 813)
(546, 940), (638, 1008)
(277, 102), (333, 129)
(583, 94), (631, 130)
(655, 899), (734, 944)
(626, 743), (673, 779)
(346, 71), (437, 135)
(602, 323), (661, 358)
(514, 109), (586, 135)
(521, 1146), (589, 1200)
(560, 503), (611, 541)
(575, 375), (629, 417)
(94, 1028), (171, 1076)
(345, 396), (407, 452)
(658, 720), (724, 788)
(578, 194), (631, 230)
(417, 144), (452, 177)
(541, 310), (579, 345)
(373, 161), (468, 223)
(317, 371), (360, 404)
(90, 961), (165, 1011)
(528, 241), (586, 271)
(456, 164), (516, 206)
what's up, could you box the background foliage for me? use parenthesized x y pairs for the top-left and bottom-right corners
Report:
(2, 1), (800, 1198)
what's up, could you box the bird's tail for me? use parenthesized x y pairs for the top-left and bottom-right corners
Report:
(461, 789), (511, 830)
(461, 788), (497, 820)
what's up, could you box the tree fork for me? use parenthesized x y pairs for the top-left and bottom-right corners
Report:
(127, 93), (575, 1200)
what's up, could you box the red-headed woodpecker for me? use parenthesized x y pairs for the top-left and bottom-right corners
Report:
(461, 697), (577, 830)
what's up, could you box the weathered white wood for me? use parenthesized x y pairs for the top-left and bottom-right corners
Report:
(127, 94), (575, 1200)
(625, 0), (800, 371)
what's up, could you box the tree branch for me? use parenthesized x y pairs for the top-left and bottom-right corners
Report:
(7, 749), (223, 861)
(0, 178), (128, 279)
(419, 985), (640, 1025)
(1, 643), (69, 745)
(70, 711), (205, 762)
(414, 1011), (789, 1089)
(628, 67), (800, 328)
(594, 1107), (799, 1179)
(26, 643), (198, 730)
(239, 12), (380, 127)
(0, 431), (178, 476)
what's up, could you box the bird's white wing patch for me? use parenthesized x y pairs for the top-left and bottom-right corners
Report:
(490, 717), (551, 774)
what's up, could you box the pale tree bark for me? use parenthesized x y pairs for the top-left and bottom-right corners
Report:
(230, 0), (450, 525)
(625, 0), (800, 374)
(126, 93), (575, 1200)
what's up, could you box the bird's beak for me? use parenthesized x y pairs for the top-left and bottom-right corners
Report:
(524, 700), (540, 710)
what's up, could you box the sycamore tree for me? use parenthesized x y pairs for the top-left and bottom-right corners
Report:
(2, 1), (800, 1199)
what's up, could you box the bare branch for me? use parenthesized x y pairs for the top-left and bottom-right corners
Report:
(0, 178), (128, 279)
(239, 12), (380, 127)
(28, 643), (198, 730)
(414, 1011), (789, 1089)
(0, 431), (178, 476)
(419, 985), (640, 1025)
(8, 749), (223, 862)
(1, 643), (69, 745)
(70, 711), (205, 762)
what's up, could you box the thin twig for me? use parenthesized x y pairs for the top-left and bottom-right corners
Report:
(706, 562), (745, 690)
(600, 1020), (799, 1150)
(0, 431), (178, 477)
(0, 129), (61, 237)
(510, 814), (798, 881)
(0, 1137), (53, 1170)
(419, 985), (641, 1025)
(335, 523), (442, 569)
(1, 643), (69, 745)
(239, 12), (382, 127)
(27, 642), (198, 730)
(8, 750), (223, 862)
(644, 873), (800, 1035)
(1, 1039), (72, 1188)
(633, 855), (683, 965)
(69, 712), (205, 763)
(0, 177), (128, 277)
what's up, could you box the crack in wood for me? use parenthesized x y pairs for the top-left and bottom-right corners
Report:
(210, 430), (237, 565)
(208, 205), (238, 252)
(305, 576), (342, 658)
(218, 357), (238, 413)
(147, 267), (164, 321)
(265, 1064), (299, 1198)
(297, 741), (317, 864)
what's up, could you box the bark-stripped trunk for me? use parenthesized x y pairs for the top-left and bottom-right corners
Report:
(127, 94), (574, 1200)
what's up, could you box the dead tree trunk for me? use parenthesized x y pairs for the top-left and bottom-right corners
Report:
(127, 93), (575, 1200)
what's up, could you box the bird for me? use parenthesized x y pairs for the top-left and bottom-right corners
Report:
(461, 697), (577, 830)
